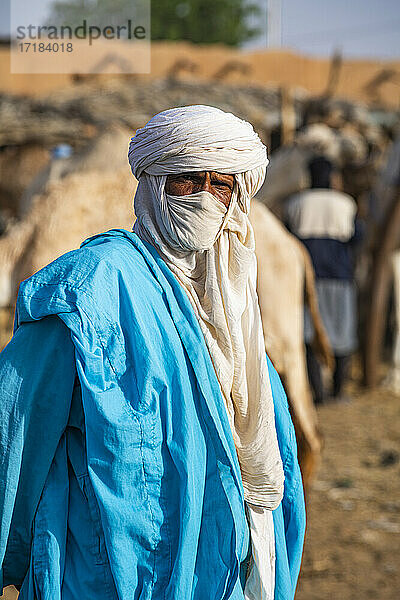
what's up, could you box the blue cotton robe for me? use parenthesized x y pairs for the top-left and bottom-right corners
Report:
(0, 230), (305, 600)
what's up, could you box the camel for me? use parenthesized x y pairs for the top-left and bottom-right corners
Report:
(0, 128), (330, 486)
(250, 200), (329, 483)
(0, 126), (136, 313)
(21, 124), (132, 210)
(0, 144), (50, 221)
(256, 122), (374, 215)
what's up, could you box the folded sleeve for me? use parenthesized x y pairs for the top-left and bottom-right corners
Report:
(0, 316), (76, 592)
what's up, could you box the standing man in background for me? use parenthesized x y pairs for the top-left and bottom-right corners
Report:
(285, 155), (363, 404)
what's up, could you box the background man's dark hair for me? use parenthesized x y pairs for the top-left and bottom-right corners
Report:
(308, 155), (333, 189)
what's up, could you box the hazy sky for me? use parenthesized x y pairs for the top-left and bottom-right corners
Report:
(266, 0), (400, 59)
(1, 0), (399, 59)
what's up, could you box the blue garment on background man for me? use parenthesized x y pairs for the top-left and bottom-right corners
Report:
(0, 230), (305, 599)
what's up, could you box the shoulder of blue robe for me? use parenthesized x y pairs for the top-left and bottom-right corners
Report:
(4, 229), (250, 599)
(15, 228), (163, 326)
(267, 356), (306, 600)
(15, 228), (243, 482)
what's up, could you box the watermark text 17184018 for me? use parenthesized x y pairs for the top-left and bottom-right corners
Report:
(18, 42), (74, 53)
(10, 1), (150, 74)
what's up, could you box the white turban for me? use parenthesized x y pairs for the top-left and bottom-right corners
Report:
(129, 105), (284, 597)
(129, 105), (268, 179)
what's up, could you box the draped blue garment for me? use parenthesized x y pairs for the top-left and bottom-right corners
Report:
(0, 230), (305, 599)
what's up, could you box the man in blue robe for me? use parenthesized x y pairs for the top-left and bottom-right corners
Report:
(0, 106), (305, 599)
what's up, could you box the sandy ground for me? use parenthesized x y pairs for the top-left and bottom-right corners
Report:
(1, 370), (399, 600)
(296, 374), (400, 600)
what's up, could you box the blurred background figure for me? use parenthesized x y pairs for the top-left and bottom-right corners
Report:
(285, 155), (364, 404)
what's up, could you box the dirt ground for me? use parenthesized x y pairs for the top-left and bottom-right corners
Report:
(296, 373), (400, 600)
(1, 369), (399, 600)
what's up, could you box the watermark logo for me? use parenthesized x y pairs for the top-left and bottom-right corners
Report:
(10, 0), (150, 74)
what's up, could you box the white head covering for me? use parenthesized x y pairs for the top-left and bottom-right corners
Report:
(129, 105), (268, 179)
(128, 105), (284, 510)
